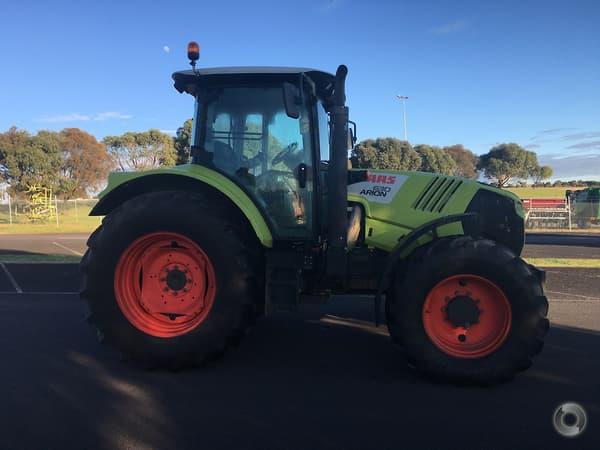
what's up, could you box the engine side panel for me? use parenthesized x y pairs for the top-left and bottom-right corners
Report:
(348, 170), (524, 254)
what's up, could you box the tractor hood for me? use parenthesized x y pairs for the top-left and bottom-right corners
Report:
(349, 169), (525, 255)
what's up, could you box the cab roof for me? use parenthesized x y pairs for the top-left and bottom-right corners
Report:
(172, 66), (335, 101)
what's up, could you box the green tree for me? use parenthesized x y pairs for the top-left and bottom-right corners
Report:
(443, 144), (479, 178)
(104, 129), (176, 171)
(477, 143), (540, 187)
(532, 165), (553, 185)
(0, 127), (62, 196)
(350, 138), (421, 171)
(414, 144), (457, 175)
(59, 128), (114, 198)
(174, 118), (193, 164)
(523, 150), (540, 180)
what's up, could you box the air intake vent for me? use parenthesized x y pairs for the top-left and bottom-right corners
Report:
(413, 177), (463, 212)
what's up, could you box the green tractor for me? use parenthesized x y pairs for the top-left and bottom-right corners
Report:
(81, 43), (548, 384)
(568, 187), (600, 228)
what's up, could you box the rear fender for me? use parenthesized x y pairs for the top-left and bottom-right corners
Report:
(91, 165), (273, 248)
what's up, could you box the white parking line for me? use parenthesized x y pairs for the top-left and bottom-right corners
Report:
(546, 290), (600, 300)
(548, 298), (599, 303)
(52, 241), (84, 256)
(0, 263), (23, 294)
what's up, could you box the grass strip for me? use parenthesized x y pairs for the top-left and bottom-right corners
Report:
(525, 258), (600, 268)
(0, 254), (81, 263)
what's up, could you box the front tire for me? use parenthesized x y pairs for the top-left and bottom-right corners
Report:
(386, 236), (549, 384)
(81, 191), (261, 368)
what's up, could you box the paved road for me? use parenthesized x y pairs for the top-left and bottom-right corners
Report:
(0, 264), (598, 449)
(0, 233), (87, 257)
(2, 232), (599, 259)
(524, 233), (600, 259)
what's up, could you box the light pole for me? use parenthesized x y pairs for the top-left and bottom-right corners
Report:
(396, 95), (408, 141)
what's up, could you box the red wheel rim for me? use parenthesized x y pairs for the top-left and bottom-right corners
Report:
(422, 274), (511, 359)
(114, 232), (216, 338)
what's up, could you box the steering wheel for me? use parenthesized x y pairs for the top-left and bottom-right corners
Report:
(271, 142), (299, 166)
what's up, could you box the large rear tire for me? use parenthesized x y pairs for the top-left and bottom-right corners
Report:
(386, 236), (549, 385)
(81, 190), (261, 368)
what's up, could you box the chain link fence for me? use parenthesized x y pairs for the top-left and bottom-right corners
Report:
(0, 196), (99, 229)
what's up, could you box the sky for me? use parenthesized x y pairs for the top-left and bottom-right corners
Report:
(1, 0), (599, 179)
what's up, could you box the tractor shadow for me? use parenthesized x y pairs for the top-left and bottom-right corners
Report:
(0, 257), (79, 292)
(1, 294), (599, 449)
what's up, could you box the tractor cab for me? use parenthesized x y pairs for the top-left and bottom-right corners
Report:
(173, 65), (352, 259)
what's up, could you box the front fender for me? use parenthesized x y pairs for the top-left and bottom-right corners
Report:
(92, 164), (274, 248)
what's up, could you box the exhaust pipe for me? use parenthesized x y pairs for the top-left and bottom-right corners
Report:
(327, 65), (349, 276)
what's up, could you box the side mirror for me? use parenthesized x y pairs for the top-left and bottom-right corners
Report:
(283, 82), (300, 119)
(348, 120), (357, 149)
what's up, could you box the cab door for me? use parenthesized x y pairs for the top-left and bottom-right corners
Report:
(198, 86), (315, 239)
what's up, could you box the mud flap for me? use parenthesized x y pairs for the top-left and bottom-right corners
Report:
(264, 250), (303, 314)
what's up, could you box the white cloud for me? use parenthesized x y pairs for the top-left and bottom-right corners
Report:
(159, 129), (176, 135)
(163, 45), (170, 54)
(37, 113), (91, 123)
(565, 140), (600, 151)
(539, 153), (600, 180)
(318, 0), (342, 12)
(562, 131), (600, 141)
(94, 111), (132, 121)
(530, 128), (577, 141)
(36, 111), (132, 123)
(430, 20), (466, 35)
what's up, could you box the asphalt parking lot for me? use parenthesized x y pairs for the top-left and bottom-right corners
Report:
(0, 233), (598, 449)
(0, 233), (87, 258)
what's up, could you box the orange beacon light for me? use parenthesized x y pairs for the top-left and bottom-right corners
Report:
(187, 41), (200, 69)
